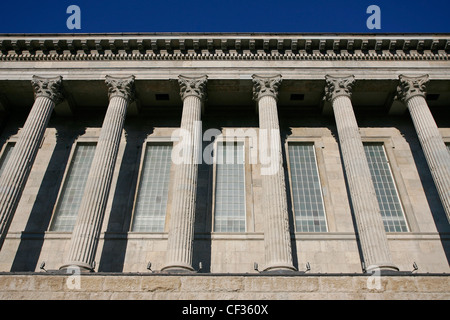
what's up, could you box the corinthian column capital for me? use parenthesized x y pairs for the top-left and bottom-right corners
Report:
(31, 75), (64, 104)
(178, 75), (208, 101)
(252, 74), (282, 102)
(396, 74), (429, 103)
(324, 75), (356, 102)
(105, 75), (135, 102)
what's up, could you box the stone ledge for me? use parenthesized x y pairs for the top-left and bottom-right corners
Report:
(0, 274), (448, 300)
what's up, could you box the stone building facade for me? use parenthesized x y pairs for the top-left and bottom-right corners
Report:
(0, 33), (449, 299)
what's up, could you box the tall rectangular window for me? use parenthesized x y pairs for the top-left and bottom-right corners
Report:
(50, 143), (96, 231)
(0, 142), (15, 177)
(288, 143), (327, 232)
(446, 143), (450, 153)
(364, 143), (408, 232)
(131, 144), (172, 232)
(214, 142), (246, 232)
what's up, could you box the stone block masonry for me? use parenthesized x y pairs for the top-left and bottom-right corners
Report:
(0, 273), (449, 300)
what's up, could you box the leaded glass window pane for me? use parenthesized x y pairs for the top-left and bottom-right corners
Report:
(214, 142), (246, 232)
(132, 144), (172, 232)
(364, 143), (408, 232)
(51, 143), (96, 231)
(288, 143), (327, 232)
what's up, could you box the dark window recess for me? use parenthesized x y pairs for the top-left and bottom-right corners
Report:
(155, 94), (170, 101)
(290, 94), (305, 101)
(426, 94), (440, 101)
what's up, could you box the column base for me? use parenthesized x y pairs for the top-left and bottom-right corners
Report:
(161, 263), (196, 274)
(365, 263), (399, 274)
(59, 262), (95, 273)
(262, 263), (297, 273)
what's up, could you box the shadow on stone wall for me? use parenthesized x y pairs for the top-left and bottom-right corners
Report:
(280, 127), (299, 271)
(98, 127), (147, 272)
(192, 143), (213, 273)
(358, 114), (450, 266)
(11, 122), (85, 271)
(402, 120), (450, 265)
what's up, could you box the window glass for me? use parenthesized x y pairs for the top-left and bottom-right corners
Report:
(214, 142), (246, 232)
(51, 143), (96, 231)
(132, 144), (172, 232)
(364, 143), (408, 232)
(288, 143), (327, 232)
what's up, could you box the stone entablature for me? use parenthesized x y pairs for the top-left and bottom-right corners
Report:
(0, 34), (449, 61)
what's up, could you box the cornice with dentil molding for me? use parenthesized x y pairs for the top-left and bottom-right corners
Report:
(1, 36), (448, 62)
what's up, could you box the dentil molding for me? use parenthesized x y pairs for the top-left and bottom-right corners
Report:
(1, 36), (449, 62)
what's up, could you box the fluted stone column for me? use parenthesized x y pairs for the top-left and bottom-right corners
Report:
(0, 75), (63, 250)
(252, 75), (295, 272)
(325, 75), (398, 272)
(60, 75), (135, 272)
(397, 75), (450, 224)
(162, 75), (207, 272)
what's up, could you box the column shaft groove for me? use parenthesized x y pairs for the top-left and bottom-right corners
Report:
(163, 95), (202, 271)
(62, 95), (129, 271)
(258, 95), (295, 272)
(332, 95), (397, 271)
(407, 95), (450, 223)
(0, 96), (55, 249)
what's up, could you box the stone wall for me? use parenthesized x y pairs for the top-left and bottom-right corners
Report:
(0, 116), (449, 274)
(0, 274), (449, 300)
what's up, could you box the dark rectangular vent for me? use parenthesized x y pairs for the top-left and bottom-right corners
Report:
(426, 94), (440, 101)
(290, 94), (305, 101)
(155, 94), (170, 101)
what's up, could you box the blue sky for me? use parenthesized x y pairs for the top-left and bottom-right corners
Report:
(0, 0), (449, 33)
